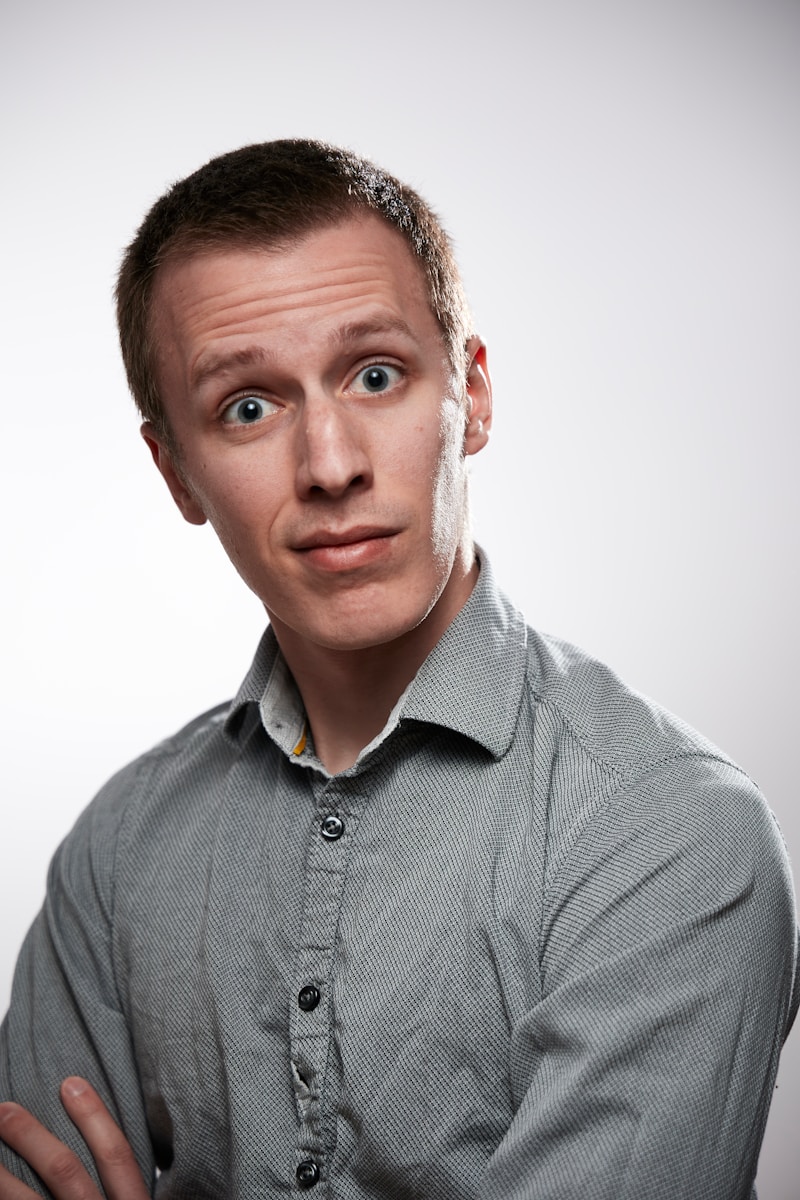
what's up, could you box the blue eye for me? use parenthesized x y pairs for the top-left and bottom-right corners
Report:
(222, 396), (271, 425)
(351, 364), (401, 394)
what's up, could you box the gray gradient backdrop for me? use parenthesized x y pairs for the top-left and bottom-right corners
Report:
(1, 0), (797, 1195)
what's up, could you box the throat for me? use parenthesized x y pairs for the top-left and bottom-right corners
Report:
(284, 641), (420, 775)
(269, 547), (480, 774)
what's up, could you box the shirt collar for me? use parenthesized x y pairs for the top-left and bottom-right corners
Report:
(224, 550), (528, 761)
(223, 626), (283, 743)
(400, 551), (528, 759)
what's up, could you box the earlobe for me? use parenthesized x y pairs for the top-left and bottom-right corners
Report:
(463, 337), (492, 457)
(140, 423), (208, 526)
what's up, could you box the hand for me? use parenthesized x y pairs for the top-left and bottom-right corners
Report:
(0, 1078), (149, 1199)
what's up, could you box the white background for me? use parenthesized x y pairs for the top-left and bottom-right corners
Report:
(1, 0), (797, 1194)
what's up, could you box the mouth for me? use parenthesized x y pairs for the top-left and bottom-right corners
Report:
(294, 525), (397, 551)
(293, 526), (399, 571)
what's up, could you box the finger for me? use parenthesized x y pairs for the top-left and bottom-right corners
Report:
(0, 1160), (42, 1200)
(59, 1080), (149, 1200)
(0, 1104), (41, 1199)
(0, 1102), (99, 1200)
(0, 1158), (40, 1200)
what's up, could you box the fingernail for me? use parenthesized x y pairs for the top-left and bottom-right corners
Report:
(63, 1077), (88, 1097)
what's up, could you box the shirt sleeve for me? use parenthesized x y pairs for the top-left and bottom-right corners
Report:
(0, 763), (157, 1194)
(481, 754), (799, 1200)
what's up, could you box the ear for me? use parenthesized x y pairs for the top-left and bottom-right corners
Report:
(463, 337), (492, 457)
(140, 423), (207, 526)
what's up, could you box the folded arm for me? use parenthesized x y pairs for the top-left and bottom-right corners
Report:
(0, 766), (156, 1194)
(0, 1079), (148, 1200)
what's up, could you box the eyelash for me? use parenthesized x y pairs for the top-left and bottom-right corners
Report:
(347, 361), (405, 394)
(221, 393), (276, 426)
(219, 358), (406, 424)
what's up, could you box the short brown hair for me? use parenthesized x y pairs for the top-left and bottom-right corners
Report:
(116, 139), (474, 446)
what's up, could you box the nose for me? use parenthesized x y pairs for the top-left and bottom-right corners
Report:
(295, 398), (372, 499)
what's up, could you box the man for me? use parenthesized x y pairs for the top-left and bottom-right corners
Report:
(0, 140), (797, 1199)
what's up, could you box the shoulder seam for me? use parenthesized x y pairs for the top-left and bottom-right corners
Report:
(532, 688), (752, 784)
(540, 746), (760, 922)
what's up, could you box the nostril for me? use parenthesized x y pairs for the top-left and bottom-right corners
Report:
(308, 474), (365, 496)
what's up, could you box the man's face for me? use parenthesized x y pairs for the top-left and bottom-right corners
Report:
(144, 216), (491, 655)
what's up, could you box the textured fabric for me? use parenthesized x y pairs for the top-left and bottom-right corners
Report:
(1, 556), (797, 1199)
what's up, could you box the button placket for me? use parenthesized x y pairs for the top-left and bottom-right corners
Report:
(289, 782), (362, 1187)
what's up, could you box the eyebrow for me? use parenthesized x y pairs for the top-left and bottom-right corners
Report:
(329, 316), (419, 350)
(190, 345), (274, 390)
(190, 316), (420, 390)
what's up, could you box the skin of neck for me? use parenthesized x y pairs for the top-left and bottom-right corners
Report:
(269, 536), (479, 775)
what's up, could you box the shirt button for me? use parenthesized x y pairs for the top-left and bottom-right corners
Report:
(296, 1159), (319, 1189)
(298, 984), (320, 1012)
(321, 813), (344, 841)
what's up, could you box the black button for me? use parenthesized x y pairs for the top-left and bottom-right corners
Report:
(298, 985), (320, 1012)
(296, 1159), (319, 1189)
(320, 813), (344, 841)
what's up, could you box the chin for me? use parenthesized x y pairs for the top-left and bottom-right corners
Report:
(310, 609), (428, 653)
(297, 584), (439, 652)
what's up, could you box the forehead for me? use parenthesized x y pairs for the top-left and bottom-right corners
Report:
(149, 215), (440, 361)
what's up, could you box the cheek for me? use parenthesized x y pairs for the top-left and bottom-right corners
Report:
(184, 464), (274, 551)
(405, 396), (465, 480)
(429, 406), (469, 540)
(434, 397), (468, 480)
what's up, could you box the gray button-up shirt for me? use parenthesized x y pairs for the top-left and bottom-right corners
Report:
(1, 556), (797, 1198)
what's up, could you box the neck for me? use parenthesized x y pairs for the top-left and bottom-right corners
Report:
(270, 552), (479, 775)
